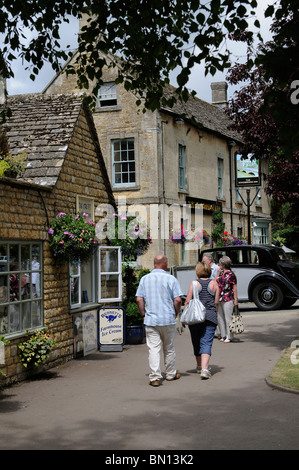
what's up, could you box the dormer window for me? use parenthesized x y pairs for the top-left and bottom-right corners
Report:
(97, 82), (117, 108)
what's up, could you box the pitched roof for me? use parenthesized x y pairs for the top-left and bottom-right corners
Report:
(2, 93), (84, 187)
(161, 85), (241, 142)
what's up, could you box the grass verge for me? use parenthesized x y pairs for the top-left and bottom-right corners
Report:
(268, 337), (299, 391)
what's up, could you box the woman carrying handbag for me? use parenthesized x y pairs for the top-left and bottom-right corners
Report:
(216, 256), (238, 343)
(183, 262), (219, 379)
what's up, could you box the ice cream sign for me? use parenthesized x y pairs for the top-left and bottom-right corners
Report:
(98, 307), (125, 351)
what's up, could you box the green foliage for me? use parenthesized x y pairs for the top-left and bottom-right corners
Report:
(211, 210), (225, 242)
(124, 301), (143, 326)
(105, 213), (152, 262)
(0, 152), (27, 178)
(212, 210), (223, 225)
(18, 329), (58, 368)
(122, 266), (150, 325)
(48, 212), (97, 264)
(0, 159), (9, 176)
(269, 337), (299, 391)
(0, 0), (262, 116)
(272, 226), (299, 253)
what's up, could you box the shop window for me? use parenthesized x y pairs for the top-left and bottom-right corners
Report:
(0, 242), (43, 336)
(69, 246), (122, 308)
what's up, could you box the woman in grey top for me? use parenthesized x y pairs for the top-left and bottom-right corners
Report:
(184, 262), (219, 379)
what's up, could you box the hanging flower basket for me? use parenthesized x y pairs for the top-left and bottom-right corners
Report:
(192, 229), (211, 246)
(171, 228), (189, 244)
(104, 213), (152, 262)
(48, 212), (97, 264)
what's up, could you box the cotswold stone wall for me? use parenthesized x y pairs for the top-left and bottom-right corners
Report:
(0, 105), (114, 386)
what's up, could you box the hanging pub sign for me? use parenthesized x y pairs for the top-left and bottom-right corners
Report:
(235, 153), (261, 187)
(98, 307), (125, 351)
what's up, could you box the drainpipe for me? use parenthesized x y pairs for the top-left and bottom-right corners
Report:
(228, 140), (236, 234)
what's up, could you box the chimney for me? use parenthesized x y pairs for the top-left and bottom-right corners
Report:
(211, 82), (228, 109)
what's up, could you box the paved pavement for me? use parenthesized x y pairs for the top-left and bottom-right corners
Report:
(1, 305), (299, 451)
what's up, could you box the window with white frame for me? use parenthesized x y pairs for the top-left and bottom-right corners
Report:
(253, 222), (269, 245)
(69, 246), (122, 309)
(218, 158), (223, 198)
(112, 138), (136, 187)
(97, 82), (117, 108)
(179, 144), (186, 190)
(98, 246), (122, 302)
(0, 242), (43, 336)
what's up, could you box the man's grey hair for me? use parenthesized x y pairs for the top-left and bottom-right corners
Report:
(202, 252), (214, 262)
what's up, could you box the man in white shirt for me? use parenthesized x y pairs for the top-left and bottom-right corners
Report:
(136, 255), (183, 387)
(202, 253), (219, 279)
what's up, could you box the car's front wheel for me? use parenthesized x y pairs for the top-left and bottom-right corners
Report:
(252, 282), (284, 310)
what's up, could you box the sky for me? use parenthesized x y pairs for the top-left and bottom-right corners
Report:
(5, 1), (275, 104)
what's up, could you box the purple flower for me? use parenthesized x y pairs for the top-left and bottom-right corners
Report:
(48, 228), (54, 235)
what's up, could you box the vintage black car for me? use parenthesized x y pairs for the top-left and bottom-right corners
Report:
(199, 245), (299, 310)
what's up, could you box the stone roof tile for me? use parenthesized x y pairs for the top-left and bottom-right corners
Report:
(162, 85), (241, 142)
(2, 93), (84, 187)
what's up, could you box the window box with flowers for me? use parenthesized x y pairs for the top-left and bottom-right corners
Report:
(217, 232), (248, 247)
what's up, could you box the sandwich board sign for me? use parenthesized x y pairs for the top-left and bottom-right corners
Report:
(98, 307), (125, 351)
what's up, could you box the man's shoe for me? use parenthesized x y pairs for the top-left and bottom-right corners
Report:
(166, 372), (181, 381)
(149, 380), (160, 387)
(200, 369), (212, 379)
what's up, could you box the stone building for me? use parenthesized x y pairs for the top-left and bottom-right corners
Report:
(44, 45), (272, 269)
(0, 93), (120, 385)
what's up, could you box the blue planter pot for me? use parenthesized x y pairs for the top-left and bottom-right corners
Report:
(126, 325), (144, 344)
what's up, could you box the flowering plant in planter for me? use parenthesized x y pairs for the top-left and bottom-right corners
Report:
(18, 329), (58, 368)
(48, 212), (97, 264)
(217, 232), (248, 247)
(105, 213), (152, 262)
